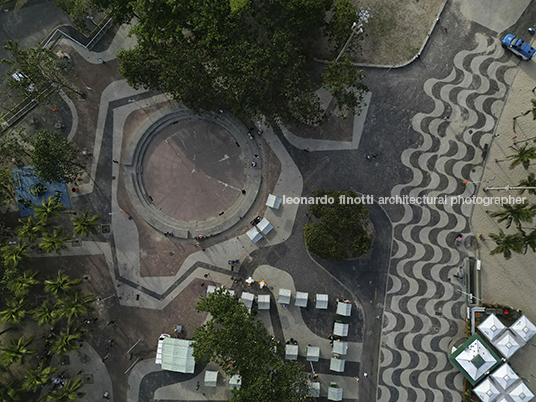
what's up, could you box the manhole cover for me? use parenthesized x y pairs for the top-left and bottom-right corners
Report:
(81, 354), (90, 364)
(83, 374), (94, 384)
(102, 225), (110, 234)
(169, 251), (174, 256)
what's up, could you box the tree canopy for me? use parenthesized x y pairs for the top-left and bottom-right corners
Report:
(193, 289), (310, 402)
(99, 0), (367, 125)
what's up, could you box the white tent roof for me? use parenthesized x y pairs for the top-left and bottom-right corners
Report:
(333, 322), (349, 337)
(336, 302), (352, 317)
(494, 331), (522, 359)
(511, 315), (536, 344)
(229, 375), (241, 389)
(247, 226), (263, 243)
(510, 382), (535, 402)
(266, 194), (282, 209)
(278, 288), (291, 304)
(315, 294), (328, 309)
(308, 381), (320, 397)
(306, 346), (320, 362)
(479, 313), (506, 342)
(330, 357), (345, 372)
(332, 340), (348, 355)
(490, 363), (519, 391)
(473, 378), (501, 402)
(327, 383), (343, 401)
(160, 338), (195, 373)
(285, 344), (298, 360)
(239, 292), (254, 309)
(455, 338), (500, 381)
(257, 218), (273, 235)
(204, 370), (218, 387)
(257, 294), (270, 310)
(295, 291), (308, 307)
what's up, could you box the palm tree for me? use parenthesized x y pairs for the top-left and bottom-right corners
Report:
(491, 202), (536, 232)
(39, 228), (71, 255)
(1, 242), (30, 268)
(56, 292), (95, 323)
(17, 216), (45, 243)
(518, 173), (536, 195)
(0, 298), (30, 325)
(531, 98), (536, 120)
(71, 210), (101, 237)
(0, 336), (36, 366)
(0, 380), (23, 402)
(7, 270), (39, 298)
(490, 230), (524, 259)
(45, 377), (85, 402)
(508, 144), (536, 170)
(522, 229), (536, 254)
(32, 300), (59, 326)
(23, 365), (57, 392)
(51, 324), (83, 358)
(44, 271), (82, 297)
(33, 196), (67, 223)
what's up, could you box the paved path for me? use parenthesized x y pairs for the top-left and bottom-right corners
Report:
(378, 35), (517, 402)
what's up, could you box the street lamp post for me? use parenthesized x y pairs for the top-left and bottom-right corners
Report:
(483, 185), (536, 192)
(334, 7), (372, 63)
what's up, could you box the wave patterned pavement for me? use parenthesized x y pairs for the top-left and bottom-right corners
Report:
(378, 36), (517, 402)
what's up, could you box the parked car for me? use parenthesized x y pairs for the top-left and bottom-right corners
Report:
(501, 34), (535, 60)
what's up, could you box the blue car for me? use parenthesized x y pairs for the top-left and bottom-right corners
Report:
(501, 34), (535, 60)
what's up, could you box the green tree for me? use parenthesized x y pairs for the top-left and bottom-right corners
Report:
(39, 228), (71, 255)
(44, 377), (85, 402)
(6, 269), (39, 298)
(23, 365), (58, 392)
(32, 300), (59, 326)
(193, 289), (309, 401)
(31, 130), (83, 184)
(0, 336), (35, 366)
(33, 196), (67, 223)
(489, 230), (524, 259)
(17, 216), (46, 243)
(518, 173), (536, 195)
(1, 241), (30, 268)
(491, 202), (536, 232)
(114, 0), (366, 126)
(327, 0), (361, 49)
(508, 144), (536, 170)
(1, 40), (83, 101)
(0, 380), (24, 402)
(56, 291), (95, 323)
(531, 98), (536, 120)
(304, 223), (345, 260)
(522, 229), (536, 254)
(71, 210), (100, 237)
(51, 324), (83, 358)
(0, 298), (29, 325)
(44, 271), (82, 296)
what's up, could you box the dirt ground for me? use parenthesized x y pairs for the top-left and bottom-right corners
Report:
(317, 0), (445, 65)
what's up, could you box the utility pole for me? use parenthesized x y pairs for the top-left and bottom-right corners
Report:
(335, 7), (372, 63)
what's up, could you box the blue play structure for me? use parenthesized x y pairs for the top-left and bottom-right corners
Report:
(12, 166), (71, 217)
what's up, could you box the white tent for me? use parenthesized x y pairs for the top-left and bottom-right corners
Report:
(306, 346), (320, 362)
(332, 340), (348, 355)
(257, 218), (273, 235)
(257, 294), (270, 310)
(511, 315), (536, 343)
(240, 292), (254, 310)
(336, 302), (352, 316)
(247, 226), (263, 243)
(285, 344), (298, 360)
(295, 292), (308, 308)
(327, 383), (343, 401)
(455, 338), (500, 381)
(266, 194), (282, 209)
(473, 378), (501, 402)
(333, 322), (349, 337)
(229, 375), (241, 389)
(278, 289), (291, 304)
(478, 313), (506, 342)
(159, 338), (195, 373)
(308, 382), (320, 398)
(510, 382), (535, 402)
(490, 363), (519, 391)
(155, 334), (170, 364)
(315, 294), (328, 309)
(330, 357), (346, 373)
(494, 331), (522, 359)
(204, 371), (218, 387)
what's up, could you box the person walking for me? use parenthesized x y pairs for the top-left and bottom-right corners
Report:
(99, 57), (105, 64)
